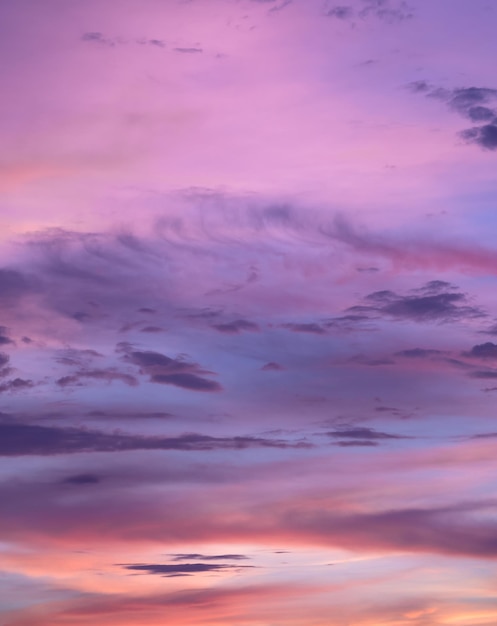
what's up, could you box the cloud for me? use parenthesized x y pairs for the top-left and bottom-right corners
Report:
(465, 342), (497, 360)
(328, 215), (497, 275)
(0, 378), (34, 393)
(174, 47), (203, 54)
(395, 348), (443, 358)
(81, 32), (114, 45)
(0, 268), (34, 302)
(0, 423), (311, 456)
(347, 283), (484, 323)
(212, 319), (260, 334)
(170, 553), (249, 561)
(123, 554), (254, 577)
(285, 501), (497, 558)
(151, 373), (221, 391)
(268, 0), (293, 13)
(460, 124), (497, 151)
(137, 38), (165, 48)
(82, 33), (166, 48)
(85, 409), (173, 421)
(0, 326), (14, 345)
(55, 348), (103, 367)
(62, 474), (101, 485)
(0, 352), (11, 373)
(469, 432), (497, 440)
(325, 5), (354, 19)
(261, 362), (285, 371)
(469, 370), (497, 379)
(335, 440), (378, 447)
(56, 368), (138, 388)
(409, 82), (497, 150)
(328, 427), (406, 440)
(282, 323), (326, 335)
(324, 0), (413, 23)
(480, 323), (497, 336)
(1, 581), (323, 626)
(122, 348), (222, 392)
(123, 561), (253, 577)
(324, 314), (375, 332)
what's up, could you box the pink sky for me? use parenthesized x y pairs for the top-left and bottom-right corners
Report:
(1, 0), (497, 624)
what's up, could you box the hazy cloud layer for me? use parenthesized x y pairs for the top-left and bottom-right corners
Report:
(0, 423), (311, 456)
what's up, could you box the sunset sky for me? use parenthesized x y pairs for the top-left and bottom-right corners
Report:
(2, 1), (497, 624)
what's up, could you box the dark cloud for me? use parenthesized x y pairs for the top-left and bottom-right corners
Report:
(282, 323), (326, 335)
(324, 0), (412, 22)
(55, 348), (103, 367)
(82, 32), (105, 42)
(444, 357), (473, 370)
(356, 266), (379, 273)
(123, 562), (252, 577)
(85, 410), (173, 420)
(480, 323), (497, 336)
(409, 82), (497, 151)
(395, 348), (443, 358)
(0, 268), (33, 302)
(0, 423), (311, 456)
(448, 87), (497, 116)
(261, 362), (284, 371)
(181, 308), (223, 321)
(325, 5), (354, 19)
(174, 47), (203, 53)
(82, 32), (117, 46)
(469, 370), (497, 379)
(466, 106), (496, 122)
(347, 284), (483, 323)
(170, 553), (249, 561)
(62, 474), (101, 485)
(56, 368), (138, 388)
(335, 440), (378, 447)
(137, 38), (165, 48)
(0, 326), (13, 345)
(460, 124), (497, 151)
(0, 378), (34, 393)
(19, 229), (174, 326)
(465, 342), (497, 360)
(471, 429), (497, 440)
(140, 326), (165, 333)
(364, 358), (395, 366)
(269, 0), (293, 12)
(151, 373), (221, 392)
(324, 314), (375, 332)
(328, 427), (405, 440)
(122, 348), (222, 392)
(212, 319), (260, 334)
(82, 33), (166, 48)
(417, 280), (456, 293)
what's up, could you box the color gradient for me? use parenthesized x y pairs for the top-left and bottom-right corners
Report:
(1, 1), (497, 624)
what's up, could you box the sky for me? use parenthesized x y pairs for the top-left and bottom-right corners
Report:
(1, 0), (497, 624)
